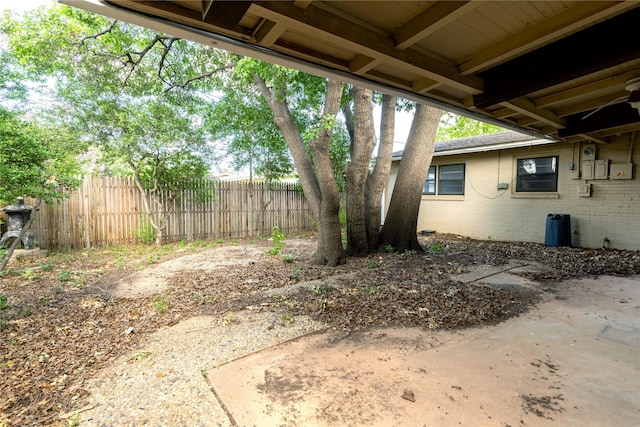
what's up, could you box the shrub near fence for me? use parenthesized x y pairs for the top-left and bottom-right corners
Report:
(2, 177), (314, 250)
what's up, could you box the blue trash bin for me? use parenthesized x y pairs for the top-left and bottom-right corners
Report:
(545, 214), (571, 247)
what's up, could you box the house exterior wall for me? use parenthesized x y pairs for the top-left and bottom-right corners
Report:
(385, 134), (639, 250)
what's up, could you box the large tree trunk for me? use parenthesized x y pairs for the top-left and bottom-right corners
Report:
(255, 75), (345, 265)
(344, 87), (377, 256)
(364, 93), (396, 252)
(378, 104), (442, 253)
(308, 79), (345, 265)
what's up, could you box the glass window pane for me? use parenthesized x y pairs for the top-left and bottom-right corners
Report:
(438, 164), (465, 195)
(423, 166), (436, 194)
(516, 156), (558, 192)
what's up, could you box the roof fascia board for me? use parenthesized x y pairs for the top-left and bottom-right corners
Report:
(391, 138), (557, 161)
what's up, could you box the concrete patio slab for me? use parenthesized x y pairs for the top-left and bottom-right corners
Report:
(208, 275), (640, 426)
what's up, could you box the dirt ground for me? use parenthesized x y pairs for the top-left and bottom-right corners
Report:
(1, 234), (639, 426)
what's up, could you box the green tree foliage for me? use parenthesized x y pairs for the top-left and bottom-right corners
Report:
(436, 112), (504, 141)
(0, 108), (83, 204)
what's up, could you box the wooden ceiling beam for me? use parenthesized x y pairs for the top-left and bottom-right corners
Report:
(112, 0), (202, 21)
(554, 91), (630, 118)
(274, 38), (348, 69)
(253, 19), (287, 46)
(411, 77), (440, 93)
(349, 55), (381, 74)
(492, 107), (517, 119)
(365, 69), (413, 89)
(250, 1), (483, 93)
(459, 1), (636, 75)
(535, 70), (640, 108)
(598, 122), (640, 137)
(202, 1), (252, 29)
(572, 133), (609, 144)
(293, 0), (313, 9)
(501, 99), (565, 129)
(393, 1), (478, 50)
(558, 103), (640, 138)
(474, 7), (640, 108)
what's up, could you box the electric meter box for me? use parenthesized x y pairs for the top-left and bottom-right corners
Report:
(582, 143), (596, 160)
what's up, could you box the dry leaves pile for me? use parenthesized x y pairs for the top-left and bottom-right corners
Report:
(1, 234), (638, 426)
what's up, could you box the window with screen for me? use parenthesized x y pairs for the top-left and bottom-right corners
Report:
(438, 164), (465, 195)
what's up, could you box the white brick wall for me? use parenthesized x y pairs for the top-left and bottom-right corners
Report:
(386, 135), (639, 250)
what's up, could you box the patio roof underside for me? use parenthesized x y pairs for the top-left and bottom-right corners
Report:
(68, 0), (640, 144)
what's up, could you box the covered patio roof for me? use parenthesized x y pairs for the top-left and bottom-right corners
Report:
(65, 1), (640, 144)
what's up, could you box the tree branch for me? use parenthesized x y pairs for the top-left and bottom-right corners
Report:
(163, 64), (236, 92)
(78, 20), (118, 47)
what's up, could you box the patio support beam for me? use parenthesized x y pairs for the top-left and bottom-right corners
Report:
(474, 7), (640, 108)
(393, 1), (477, 50)
(459, 1), (636, 75)
(501, 99), (565, 129)
(250, 1), (484, 93)
(253, 19), (287, 46)
(202, 1), (252, 30)
(559, 103), (640, 138)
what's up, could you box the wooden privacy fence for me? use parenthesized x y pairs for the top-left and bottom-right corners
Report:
(8, 177), (314, 250)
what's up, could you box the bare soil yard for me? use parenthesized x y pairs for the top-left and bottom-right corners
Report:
(1, 234), (639, 426)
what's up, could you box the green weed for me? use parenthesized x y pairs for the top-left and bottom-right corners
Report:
(73, 275), (86, 287)
(22, 269), (38, 280)
(153, 294), (169, 313)
(56, 270), (71, 282)
(267, 226), (286, 255)
(366, 286), (379, 295)
(365, 257), (380, 268)
(280, 313), (295, 324)
(136, 221), (157, 245)
(288, 266), (305, 281)
(0, 295), (7, 310)
(282, 254), (294, 263)
(40, 263), (55, 272)
(428, 242), (443, 254)
(399, 249), (418, 259)
(309, 284), (329, 294)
